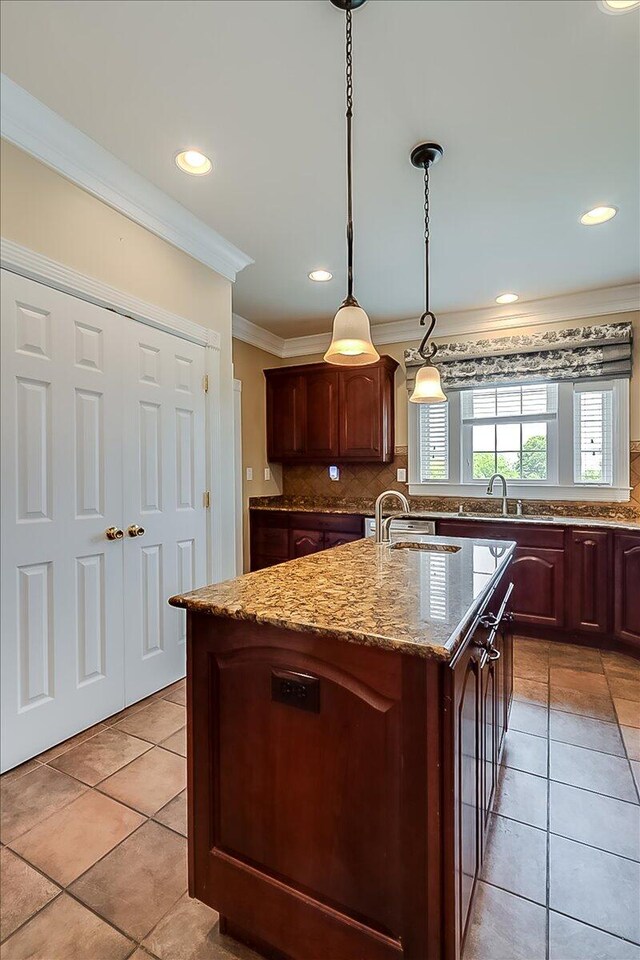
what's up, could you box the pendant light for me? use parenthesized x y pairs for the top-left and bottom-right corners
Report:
(324, 0), (379, 366)
(408, 142), (447, 404)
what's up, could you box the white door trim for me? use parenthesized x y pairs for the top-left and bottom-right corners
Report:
(0, 242), (234, 585)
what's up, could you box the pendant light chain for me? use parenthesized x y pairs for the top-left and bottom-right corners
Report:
(345, 6), (355, 305)
(418, 162), (437, 360)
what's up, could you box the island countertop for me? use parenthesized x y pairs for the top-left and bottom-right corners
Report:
(169, 534), (515, 661)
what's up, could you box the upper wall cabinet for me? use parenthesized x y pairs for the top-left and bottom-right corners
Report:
(265, 356), (398, 464)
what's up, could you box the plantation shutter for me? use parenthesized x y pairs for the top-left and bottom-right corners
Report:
(418, 401), (449, 480)
(573, 384), (614, 485)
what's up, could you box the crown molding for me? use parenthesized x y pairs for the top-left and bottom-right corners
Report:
(233, 283), (640, 359)
(0, 74), (253, 283)
(232, 313), (287, 357)
(1, 237), (220, 348)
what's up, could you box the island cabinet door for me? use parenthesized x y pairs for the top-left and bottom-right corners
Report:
(568, 530), (612, 634)
(614, 533), (640, 646)
(448, 638), (483, 958)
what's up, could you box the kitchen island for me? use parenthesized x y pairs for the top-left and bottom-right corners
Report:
(170, 533), (516, 960)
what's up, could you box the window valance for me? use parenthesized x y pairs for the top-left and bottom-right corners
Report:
(404, 321), (633, 393)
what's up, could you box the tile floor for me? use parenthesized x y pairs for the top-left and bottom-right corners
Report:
(464, 638), (640, 960)
(1, 640), (638, 960)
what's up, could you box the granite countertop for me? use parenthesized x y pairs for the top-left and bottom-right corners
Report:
(249, 496), (640, 532)
(169, 534), (516, 662)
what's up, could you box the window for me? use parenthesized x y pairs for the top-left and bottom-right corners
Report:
(461, 384), (557, 483)
(573, 385), (613, 485)
(409, 377), (629, 502)
(417, 402), (449, 481)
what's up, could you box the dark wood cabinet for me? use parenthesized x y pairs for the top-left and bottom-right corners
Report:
(614, 533), (640, 647)
(509, 547), (565, 628)
(251, 510), (364, 572)
(265, 371), (305, 460)
(569, 530), (611, 634)
(265, 356), (397, 463)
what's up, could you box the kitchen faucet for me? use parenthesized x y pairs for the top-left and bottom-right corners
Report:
(374, 490), (410, 544)
(486, 473), (509, 516)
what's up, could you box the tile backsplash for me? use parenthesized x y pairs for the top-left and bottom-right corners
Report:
(281, 444), (640, 521)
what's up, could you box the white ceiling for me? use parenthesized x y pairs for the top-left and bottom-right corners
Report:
(1, 0), (639, 338)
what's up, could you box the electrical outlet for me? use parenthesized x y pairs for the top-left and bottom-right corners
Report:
(246, 467), (253, 481)
(328, 465), (340, 481)
(397, 468), (407, 483)
(264, 467), (271, 481)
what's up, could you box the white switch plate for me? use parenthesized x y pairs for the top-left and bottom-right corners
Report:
(246, 467), (253, 481)
(397, 468), (407, 483)
(264, 467), (271, 481)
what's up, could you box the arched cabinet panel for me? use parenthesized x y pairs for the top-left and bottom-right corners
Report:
(509, 548), (565, 627)
(614, 535), (640, 647)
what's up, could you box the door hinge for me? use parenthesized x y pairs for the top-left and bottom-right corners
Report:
(203, 374), (209, 393)
(203, 491), (210, 509)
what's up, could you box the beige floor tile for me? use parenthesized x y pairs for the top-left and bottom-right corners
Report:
(10, 789), (145, 886)
(550, 740), (638, 803)
(615, 697), (640, 728)
(550, 666), (610, 697)
(549, 780), (640, 861)
(502, 729), (548, 777)
(621, 724), (640, 761)
(163, 682), (186, 707)
(631, 760), (640, 797)
(143, 892), (261, 960)
(513, 648), (548, 684)
(549, 710), (625, 756)
(513, 677), (548, 706)
(480, 815), (547, 904)
(548, 643), (604, 674)
(602, 653), (640, 681)
(154, 790), (187, 837)
(549, 834), (640, 943)
(548, 911), (640, 960)
(509, 701), (548, 737)
(0, 765), (87, 844)
(0, 759), (41, 787)
(0, 893), (132, 960)
(102, 695), (159, 726)
(114, 699), (185, 745)
(70, 821), (187, 941)
(99, 746), (185, 816)
(48, 728), (152, 786)
(464, 881), (546, 960)
(161, 726), (186, 757)
(549, 683), (616, 722)
(608, 675), (640, 703)
(0, 848), (60, 941)
(159, 679), (185, 700)
(36, 723), (109, 763)
(492, 767), (547, 829)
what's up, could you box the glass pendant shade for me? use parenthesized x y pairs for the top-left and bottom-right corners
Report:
(324, 303), (380, 365)
(409, 361), (446, 403)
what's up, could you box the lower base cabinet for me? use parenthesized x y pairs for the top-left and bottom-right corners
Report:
(251, 510), (363, 571)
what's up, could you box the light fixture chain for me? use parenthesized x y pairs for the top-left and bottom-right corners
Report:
(345, 5), (355, 301)
(423, 164), (431, 314)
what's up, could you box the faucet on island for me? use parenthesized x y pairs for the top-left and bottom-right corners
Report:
(374, 489), (410, 544)
(486, 473), (509, 516)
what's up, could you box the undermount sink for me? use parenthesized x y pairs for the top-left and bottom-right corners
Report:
(390, 541), (461, 553)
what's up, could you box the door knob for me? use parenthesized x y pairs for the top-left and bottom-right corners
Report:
(106, 526), (124, 540)
(127, 524), (145, 538)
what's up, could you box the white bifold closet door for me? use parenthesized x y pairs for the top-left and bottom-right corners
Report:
(1, 271), (206, 771)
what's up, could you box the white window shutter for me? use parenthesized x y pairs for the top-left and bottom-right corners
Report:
(573, 386), (613, 485)
(418, 402), (449, 481)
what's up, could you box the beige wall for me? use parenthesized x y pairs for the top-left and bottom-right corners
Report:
(232, 339), (284, 566)
(1, 139), (239, 578)
(280, 311), (640, 444)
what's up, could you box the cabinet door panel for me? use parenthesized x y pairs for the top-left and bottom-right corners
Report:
(305, 370), (339, 459)
(453, 645), (481, 948)
(266, 373), (306, 460)
(290, 529), (324, 559)
(569, 531), (611, 634)
(481, 659), (497, 840)
(323, 531), (362, 549)
(510, 548), (564, 627)
(614, 534), (640, 646)
(339, 368), (382, 460)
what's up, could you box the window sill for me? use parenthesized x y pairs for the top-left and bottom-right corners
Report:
(407, 482), (631, 503)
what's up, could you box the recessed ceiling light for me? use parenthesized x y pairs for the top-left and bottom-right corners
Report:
(175, 149), (212, 176)
(596, 0), (640, 14)
(580, 205), (618, 225)
(495, 293), (519, 305)
(308, 270), (333, 282)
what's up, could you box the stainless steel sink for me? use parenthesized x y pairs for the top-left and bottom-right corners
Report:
(390, 541), (461, 553)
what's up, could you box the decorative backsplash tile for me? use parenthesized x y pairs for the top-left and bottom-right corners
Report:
(279, 445), (640, 522)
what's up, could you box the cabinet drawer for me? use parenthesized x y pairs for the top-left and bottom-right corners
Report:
(437, 519), (564, 550)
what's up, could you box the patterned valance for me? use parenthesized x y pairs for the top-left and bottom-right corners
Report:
(404, 321), (633, 393)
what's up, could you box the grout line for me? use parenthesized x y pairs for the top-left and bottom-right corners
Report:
(601, 661), (640, 805)
(544, 641), (551, 960)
